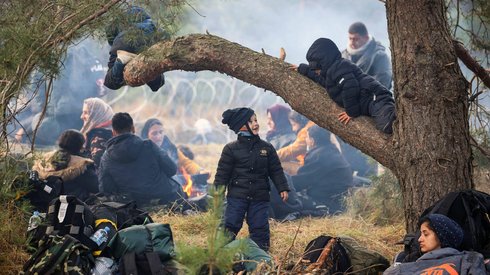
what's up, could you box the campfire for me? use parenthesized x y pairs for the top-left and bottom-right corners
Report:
(180, 168), (208, 199)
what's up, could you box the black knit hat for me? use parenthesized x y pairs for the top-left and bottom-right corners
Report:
(222, 107), (255, 134)
(420, 214), (464, 249)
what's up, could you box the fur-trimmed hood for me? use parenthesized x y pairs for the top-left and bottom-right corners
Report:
(32, 150), (94, 182)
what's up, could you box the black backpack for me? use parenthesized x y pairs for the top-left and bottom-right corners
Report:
(23, 171), (64, 212)
(119, 252), (179, 275)
(399, 189), (490, 262)
(45, 195), (97, 250)
(292, 235), (350, 274)
(89, 200), (154, 256)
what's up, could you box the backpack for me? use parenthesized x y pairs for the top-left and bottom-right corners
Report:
(45, 195), (97, 250)
(292, 235), (350, 274)
(90, 200), (154, 231)
(22, 234), (94, 275)
(23, 171), (64, 212)
(90, 200), (154, 256)
(118, 252), (181, 275)
(399, 189), (490, 262)
(108, 223), (176, 261)
(339, 236), (390, 274)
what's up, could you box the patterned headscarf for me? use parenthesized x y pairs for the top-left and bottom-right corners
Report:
(80, 98), (114, 135)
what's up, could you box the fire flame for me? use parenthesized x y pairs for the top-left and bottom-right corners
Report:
(181, 168), (193, 197)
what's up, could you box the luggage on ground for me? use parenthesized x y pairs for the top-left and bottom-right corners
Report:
(22, 234), (94, 275)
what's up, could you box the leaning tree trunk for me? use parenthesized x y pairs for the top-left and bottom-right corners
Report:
(387, 0), (472, 232)
(124, 5), (473, 231)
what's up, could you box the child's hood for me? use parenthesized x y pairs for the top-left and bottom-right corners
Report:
(306, 38), (341, 71)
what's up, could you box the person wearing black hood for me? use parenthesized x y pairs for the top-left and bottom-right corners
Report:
(98, 112), (184, 206)
(294, 38), (396, 134)
(214, 107), (290, 251)
(103, 5), (170, 92)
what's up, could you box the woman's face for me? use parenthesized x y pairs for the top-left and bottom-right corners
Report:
(148, 124), (165, 147)
(418, 221), (441, 253)
(290, 119), (301, 133)
(266, 112), (275, 131)
(80, 103), (90, 124)
(248, 114), (260, 135)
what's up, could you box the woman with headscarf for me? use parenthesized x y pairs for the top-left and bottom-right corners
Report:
(80, 98), (113, 168)
(32, 130), (99, 201)
(265, 104), (296, 150)
(140, 118), (208, 177)
(383, 214), (489, 274)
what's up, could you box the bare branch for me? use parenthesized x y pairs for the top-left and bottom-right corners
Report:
(453, 40), (490, 89)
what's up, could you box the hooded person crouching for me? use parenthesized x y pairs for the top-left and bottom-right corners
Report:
(214, 107), (290, 251)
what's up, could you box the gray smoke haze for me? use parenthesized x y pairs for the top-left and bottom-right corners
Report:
(14, 1), (391, 145)
(181, 0), (389, 65)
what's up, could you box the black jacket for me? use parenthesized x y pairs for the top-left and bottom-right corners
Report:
(98, 133), (180, 204)
(292, 144), (353, 211)
(214, 135), (289, 201)
(299, 38), (393, 118)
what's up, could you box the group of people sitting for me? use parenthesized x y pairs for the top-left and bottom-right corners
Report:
(33, 97), (208, 209)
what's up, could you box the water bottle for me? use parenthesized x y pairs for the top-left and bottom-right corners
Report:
(27, 211), (42, 231)
(90, 226), (110, 247)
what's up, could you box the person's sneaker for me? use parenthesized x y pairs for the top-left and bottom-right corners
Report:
(116, 50), (137, 65)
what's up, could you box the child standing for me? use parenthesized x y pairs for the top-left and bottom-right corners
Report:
(214, 107), (289, 251)
(295, 38), (396, 134)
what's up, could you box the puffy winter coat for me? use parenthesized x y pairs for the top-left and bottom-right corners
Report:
(32, 150), (99, 201)
(383, 248), (488, 275)
(299, 38), (393, 118)
(105, 6), (169, 70)
(98, 133), (180, 204)
(214, 135), (289, 201)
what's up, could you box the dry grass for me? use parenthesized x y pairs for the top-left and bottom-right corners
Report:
(152, 211), (404, 272)
(150, 143), (405, 271)
(0, 202), (31, 275)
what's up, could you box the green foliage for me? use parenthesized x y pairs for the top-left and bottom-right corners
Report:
(0, 148), (33, 271)
(176, 186), (243, 274)
(344, 170), (404, 226)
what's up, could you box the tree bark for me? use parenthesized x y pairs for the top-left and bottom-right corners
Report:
(386, 0), (472, 232)
(124, 0), (473, 232)
(124, 34), (395, 169)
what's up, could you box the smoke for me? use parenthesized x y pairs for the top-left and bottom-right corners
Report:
(14, 1), (391, 145)
(182, 0), (390, 65)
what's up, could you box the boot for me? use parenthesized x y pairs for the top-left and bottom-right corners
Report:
(116, 50), (137, 65)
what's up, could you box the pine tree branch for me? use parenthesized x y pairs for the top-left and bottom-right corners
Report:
(453, 40), (490, 89)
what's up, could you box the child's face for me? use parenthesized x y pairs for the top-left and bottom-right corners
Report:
(248, 114), (260, 135)
(418, 221), (441, 253)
